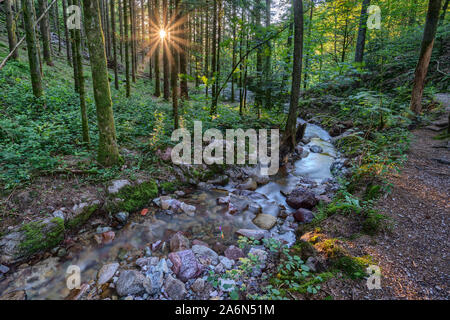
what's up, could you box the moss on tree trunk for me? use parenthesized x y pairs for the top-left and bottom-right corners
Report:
(82, 0), (121, 166)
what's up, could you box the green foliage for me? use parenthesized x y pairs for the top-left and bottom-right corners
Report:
(114, 180), (158, 212)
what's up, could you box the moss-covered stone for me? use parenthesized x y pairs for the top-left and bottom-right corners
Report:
(18, 217), (65, 257)
(114, 180), (158, 212)
(66, 202), (100, 229)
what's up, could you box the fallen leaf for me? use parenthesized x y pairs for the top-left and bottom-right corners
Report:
(141, 208), (149, 216)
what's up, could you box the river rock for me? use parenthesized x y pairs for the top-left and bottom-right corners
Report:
(309, 145), (323, 153)
(219, 279), (236, 292)
(235, 229), (269, 240)
(180, 202), (196, 216)
(168, 250), (204, 282)
(248, 248), (268, 263)
(0, 264), (10, 274)
(108, 180), (131, 194)
(136, 257), (159, 269)
(237, 178), (258, 191)
(224, 245), (244, 261)
(164, 274), (187, 299)
(0, 290), (27, 300)
(190, 278), (206, 293)
(97, 263), (119, 285)
(192, 245), (219, 265)
(252, 214), (277, 230)
(192, 239), (209, 247)
(114, 212), (129, 224)
(146, 267), (164, 295)
(293, 208), (315, 223)
(286, 188), (318, 209)
(170, 232), (190, 252)
(116, 270), (152, 296)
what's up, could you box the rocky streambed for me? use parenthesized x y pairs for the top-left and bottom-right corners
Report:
(0, 120), (350, 300)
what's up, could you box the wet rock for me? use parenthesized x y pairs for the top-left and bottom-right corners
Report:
(101, 231), (115, 245)
(164, 274), (187, 299)
(293, 208), (315, 223)
(136, 257), (159, 269)
(207, 175), (229, 186)
(286, 188), (318, 210)
(235, 229), (269, 241)
(108, 180), (131, 194)
(190, 278), (205, 293)
(237, 178), (258, 191)
(192, 245), (219, 265)
(170, 232), (190, 252)
(180, 202), (196, 216)
(146, 267), (164, 295)
(114, 212), (129, 224)
(0, 290), (27, 300)
(97, 263), (120, 285)
(168, 250), (204, 282)
(224, 245), (245, 261)
(116, 270), (152, 297)
(309, 145), (323, 153)
(252, 214), (277, 230)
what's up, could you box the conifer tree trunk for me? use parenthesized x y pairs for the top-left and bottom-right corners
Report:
(231, 3), (236, 102)
(354, 0), (370, 63)
(255, 0), (263, 118)
(410, 0), (442, 114)
(119, 0), (124, 62)
(179, 2), (189, 100)
(21, 0), (43, 97)
(124, 0), (131, 96)
(264, 0), (272, 107)
(204, 3), (209, 98)
(38, 0), (53, 66)
(284, 0), (304, 150)
(171, 0), (179, 128)
(162, 0), (170, 100)
(82, 0), (121, 166)
(154, 0), (161, 96)
(5, 0), (19, 60)
(111, 0), (119, 89)
(303, 0), (313, 89)
(62, 0), (72, 65)
(210, 0), (217, 113)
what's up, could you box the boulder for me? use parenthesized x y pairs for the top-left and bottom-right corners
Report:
(116, 270), (152, 297)
(309, 145), (323, 153)
(252, 214), (277, 230)
(235, 229), (269, 241)
(108, 180), (131, 194)
(286, 188), (318, 209)
(219, 256), (234, 269)
(164, 275), (187, 299)
(192, 245), (219, 265)
(97, 263), (119, 285)
(190, 278), (206, 293)
(237, 178), (258, 191)
(169, 232), (190, 252)
(293, 208), (315, 223)
(168, 250), (203, 282)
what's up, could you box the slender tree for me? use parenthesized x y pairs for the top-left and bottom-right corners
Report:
(21, 0), (43, 98)
(171, 0), (179, 128)
(38, 0), (53, 66)
(62, 0), (72, 65)
(111, 0), (119, 89)
(284, 0), (304, 150)
(5, 0), (19, 60)
(154, 0), (161, 96)
(410, 0), (442, 114)
(124, 0), (131, 96)
(82, 0), (121, 165)
(179, 2), (189, 100)
(162, 0), (170, 99)
(354, 0), (370, 64)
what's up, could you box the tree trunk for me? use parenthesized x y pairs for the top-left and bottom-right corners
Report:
(21, 0), (43, 97)
(124, 0), (131, 96)
(410, 0), (442, 114)
(111, 0), (119, 90)
(255, 0), (263, 118)
(440, 0), (449, 23)
(162, 0), (170, 100)
(62, 0), (72, 65)
(211, 0), (217, 108)
(5, 0), (19, 60)
(303, 0), (314, 89)
(354, 0), (370, 63)
(82, 0), (121, 166)
(284, 0), (304, 151)
(264, 0), (272, 107)
(179, 2), (189, 100)
(38, 0), (53, 66)
(171, 0), (179, 129)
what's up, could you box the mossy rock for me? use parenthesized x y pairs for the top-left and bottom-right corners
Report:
(114, 180), (158, 212)
(0, 217), (66, 263)
(66, 202), (100, 229)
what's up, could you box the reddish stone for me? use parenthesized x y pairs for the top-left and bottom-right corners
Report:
(168, 250), (204, 282)
(286, 188), (318, 209)
(224, 245), (245, 261)
(293, 208), (315, 223)
(101, 231), (115, 244)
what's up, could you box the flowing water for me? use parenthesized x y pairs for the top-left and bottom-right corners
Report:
(0, 120), (337, 299)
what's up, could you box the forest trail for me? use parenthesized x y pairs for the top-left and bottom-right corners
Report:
(349, 96), (450, 300)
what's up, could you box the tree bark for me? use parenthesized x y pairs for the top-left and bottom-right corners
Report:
(111, 0), (119, 90)
(5, 0), (19, 60)
(124, 0), (131, 96)
(284, 0), (304, 150)
(21, 0), (43, 98)
(62, 0), (72, 65)
(171, 0), (179, 129)
(410, 0), (442, 114)
(82, 0), (121, 166)
(38, 0), (53, 66)
(162, 0), (170, 100)
(354, 0), (370, 63)
(154, 0), (161, 96)
(179, 1), (189, 100)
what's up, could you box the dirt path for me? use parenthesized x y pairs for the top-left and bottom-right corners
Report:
(321, 96), (449, 300)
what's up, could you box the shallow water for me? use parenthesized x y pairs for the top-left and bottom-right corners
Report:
(0, 120), (337, 299)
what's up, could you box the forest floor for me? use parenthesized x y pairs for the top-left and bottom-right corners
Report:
(317, 96), (450, 300)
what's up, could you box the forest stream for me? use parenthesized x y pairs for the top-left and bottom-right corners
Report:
(0, 120), (340, 299)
